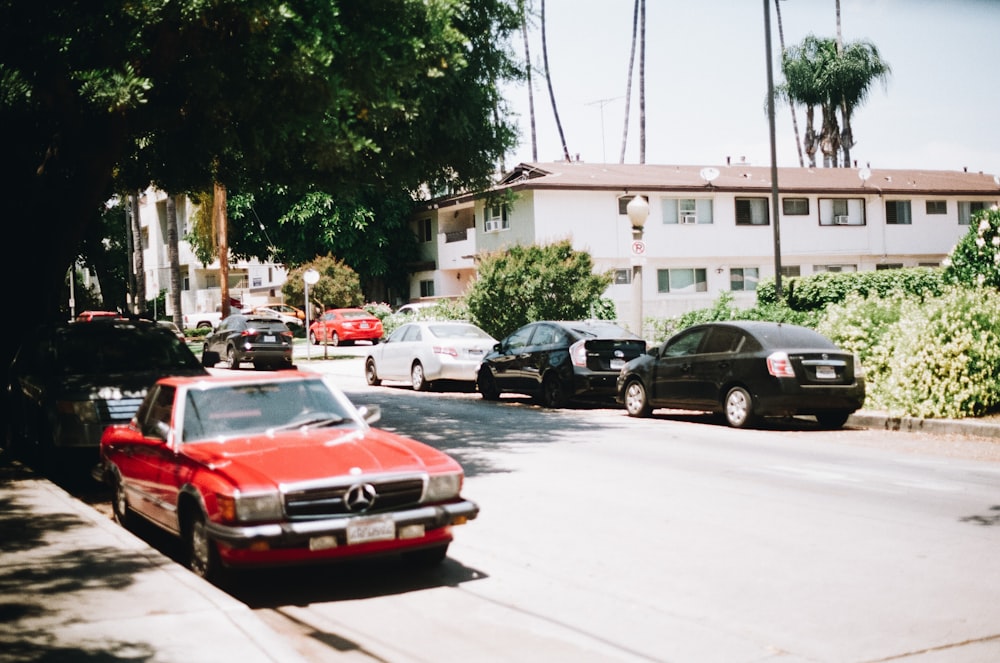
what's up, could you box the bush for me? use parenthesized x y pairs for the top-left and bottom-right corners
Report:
(943, 206), (1000, 290)
(757, 267), (946, 312)
(649, 292), (820, 342)
(376, 299), (472, 337)
(282, 255), (364, 311)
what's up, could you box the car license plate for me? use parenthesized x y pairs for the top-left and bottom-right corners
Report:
(309, 535), (338, 551)
(263, 334), (276, 343)
(346, 515), (395, 545)
(360, 322), (370, 329)
(610, 359), (625, 370)
(816, 365), (836, 379)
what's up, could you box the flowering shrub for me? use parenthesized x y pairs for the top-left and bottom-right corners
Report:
(943, 206), (1000, 289)
(820, 287), (1000, 418)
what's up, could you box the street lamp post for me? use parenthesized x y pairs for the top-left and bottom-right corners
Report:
(626, 195), (650, 338)
(303, 269), (320, 361)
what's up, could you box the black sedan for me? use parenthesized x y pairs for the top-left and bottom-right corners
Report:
(201, 314), (294, 370)
(477, 320), (646, 408)
(616, 321), (866, 429)
(5, 318), (208, 474)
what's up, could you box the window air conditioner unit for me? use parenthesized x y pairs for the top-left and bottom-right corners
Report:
(680, 215), (698, 224)
(833, 215), (850, 225)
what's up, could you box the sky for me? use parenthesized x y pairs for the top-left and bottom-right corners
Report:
(501, 0), (1000, 175)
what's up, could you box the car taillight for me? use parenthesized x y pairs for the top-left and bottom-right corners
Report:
(766, 351), (796, 378)
(570, 340), (588, 367)
(433, 346), (458, 357)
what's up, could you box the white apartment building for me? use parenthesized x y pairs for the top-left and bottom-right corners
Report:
(409, 162), (1000, 323)
(135, 189), (291, 315)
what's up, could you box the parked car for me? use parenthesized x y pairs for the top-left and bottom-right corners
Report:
(396, 302), (437, 316)
(157, 320), (187, 342)
(309, 308), (383, 346)
(76, 310), (120, 322)
(201, 314), (294, 370)
(252, 304), (304, 328)
(616, 321), (866, 429)
(365, 321), (497, 390)
(5, 318), (208, 472)
(477, 320), (646, 408)
(95, 370), (479, 582)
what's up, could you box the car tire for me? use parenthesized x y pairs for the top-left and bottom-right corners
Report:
(402, 543), (449, 567)
(539, 374), (569, 409)
(225, 346), (240, 370)
(816, 411), (850, 429)
(329, 332), (340, 347)
(411, 361), (429, 391)
(724, 386), (756, 428)
(111, 470), (137, 531)
(186, 510), (226, 584)
(309, 331), (320, 345)
(365, 358), (382, 386)
(477, 368), (500, 401)
(623, 379), (653, 418)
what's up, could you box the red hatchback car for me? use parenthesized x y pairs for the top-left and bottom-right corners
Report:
(96, 371), (478, 583)
(309, 308), (383, 346)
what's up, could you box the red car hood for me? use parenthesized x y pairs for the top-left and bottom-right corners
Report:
(181, 427), (459, 489)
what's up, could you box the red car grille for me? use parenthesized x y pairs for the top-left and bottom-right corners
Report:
(283, 477), (425, 518)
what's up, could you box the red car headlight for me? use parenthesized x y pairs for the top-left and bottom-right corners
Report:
(218, 491), (283, 523)
(425, 473), (462, 501)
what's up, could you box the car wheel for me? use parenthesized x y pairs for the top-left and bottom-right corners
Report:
(309, 331), (320, 345)
(477, 368), (500, 400)
(539, 374), (569, 409)
(186, 511), (225, 584)
(225, 346), (240, 370)
(816, 411), (850, 429)
(402, 543), (449, 567)
(623, 379), (653, 418)
(724, 386), (756, 428)
(365, 358), (382, 386)
(111, 470), (137, 531)
(411, 361), (429, 391)
(329, 332), (340, 347)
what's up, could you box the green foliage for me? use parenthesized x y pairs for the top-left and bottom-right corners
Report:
(756, 267), (946, 312)
(942, 206), (1000, 290)
(282, 255), (364, 311)
(820, 288), (1000, 418)
(464, 241), (614, 339)
(376, 299), (474, 337)
(650, 291), (819, 342)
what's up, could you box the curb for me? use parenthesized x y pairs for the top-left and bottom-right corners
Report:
(848, 411), (1000, 440)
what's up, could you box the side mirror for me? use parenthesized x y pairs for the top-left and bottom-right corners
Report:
(357, 404), (381, 424)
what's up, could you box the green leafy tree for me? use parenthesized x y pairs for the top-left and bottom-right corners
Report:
(942, 207), (1000, 290)
(2, 0), (522, 372)
(465, 240), (614, 339)
(282, 256), (364, 313)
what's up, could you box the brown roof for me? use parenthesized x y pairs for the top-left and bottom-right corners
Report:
(497, 162), (1000, 196)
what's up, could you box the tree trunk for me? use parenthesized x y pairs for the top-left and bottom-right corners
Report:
(521, 1), (538, 162)
(165, 194), (183, 328)
(541, 0), (571, 162)
(774, 0), (804, 167)
(214, 182), (231, 319)
(619, 0), (639, 164)
(130, 192), (146, 315)
(638, 0), (646, 164)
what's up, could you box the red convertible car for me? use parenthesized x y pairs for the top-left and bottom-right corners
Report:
(96, 371), (478, 583)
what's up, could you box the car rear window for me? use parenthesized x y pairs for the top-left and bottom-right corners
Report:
(247, 319), (289, 331)
(757, 324), (838, 349)
(341, 310), (371, 319)
(428, 323), (492, 340)
(55, 325), (201, 374)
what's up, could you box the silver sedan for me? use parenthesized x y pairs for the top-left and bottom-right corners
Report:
(364, 321), (497, 391)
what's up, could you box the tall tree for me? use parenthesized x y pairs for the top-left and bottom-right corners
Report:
(833, 40), (891, 167)
(540, 0), (571, 162)
(129, 193), (146, 314)
(519, 0), (538, 162)
(774, 0), (804, 167)
(165, 194), (182, 327)
(638, 0), (646, 164)
(619, 0), (639, 164)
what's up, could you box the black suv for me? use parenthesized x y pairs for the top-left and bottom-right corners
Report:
(201, 314), (294, 370)
(477, 320), (646, 408)
(5, 318), (208, 473)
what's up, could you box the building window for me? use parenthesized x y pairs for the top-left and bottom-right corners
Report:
(876, 263), (904, 270)
(730, 267), (759, 292)
(613, 269), (631, 285)
(814, 264), (857, 273)
(662, 198), (713, 224)
(885, 200), (912, 224)
(958, 201), (992, 225)
(926, 200), (947, 215)
(485, 204), (508, 232)
(782, 198), (810, 215)
(618, 195), (635, 215)
(414, 218), (432, 243)
(818, 198), (865, 225)
(735, 198), (769, 226)
(419, 280), (434, 297)
(656, 268), (708, 294)
(780, 265), (801, 278)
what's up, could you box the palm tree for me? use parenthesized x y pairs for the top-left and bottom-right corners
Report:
(619, 0), (639, 163)
(777, 35), (834, 168)
(540, 0), (571, 162)
(165, 194), (183, 329)
(832, 40), (891, 167)
(638, 0), (646, 164)
(129, 192), (146, 314)
(519, 0), (538, 162)
(774, 0), (804, 167)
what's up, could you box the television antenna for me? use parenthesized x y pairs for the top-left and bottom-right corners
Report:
(586, 96), (624, 162)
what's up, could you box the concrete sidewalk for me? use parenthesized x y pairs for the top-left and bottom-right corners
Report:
(0, 461), (308, 663)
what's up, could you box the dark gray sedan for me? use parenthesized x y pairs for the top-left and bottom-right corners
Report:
(616, 321), (866, 429)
